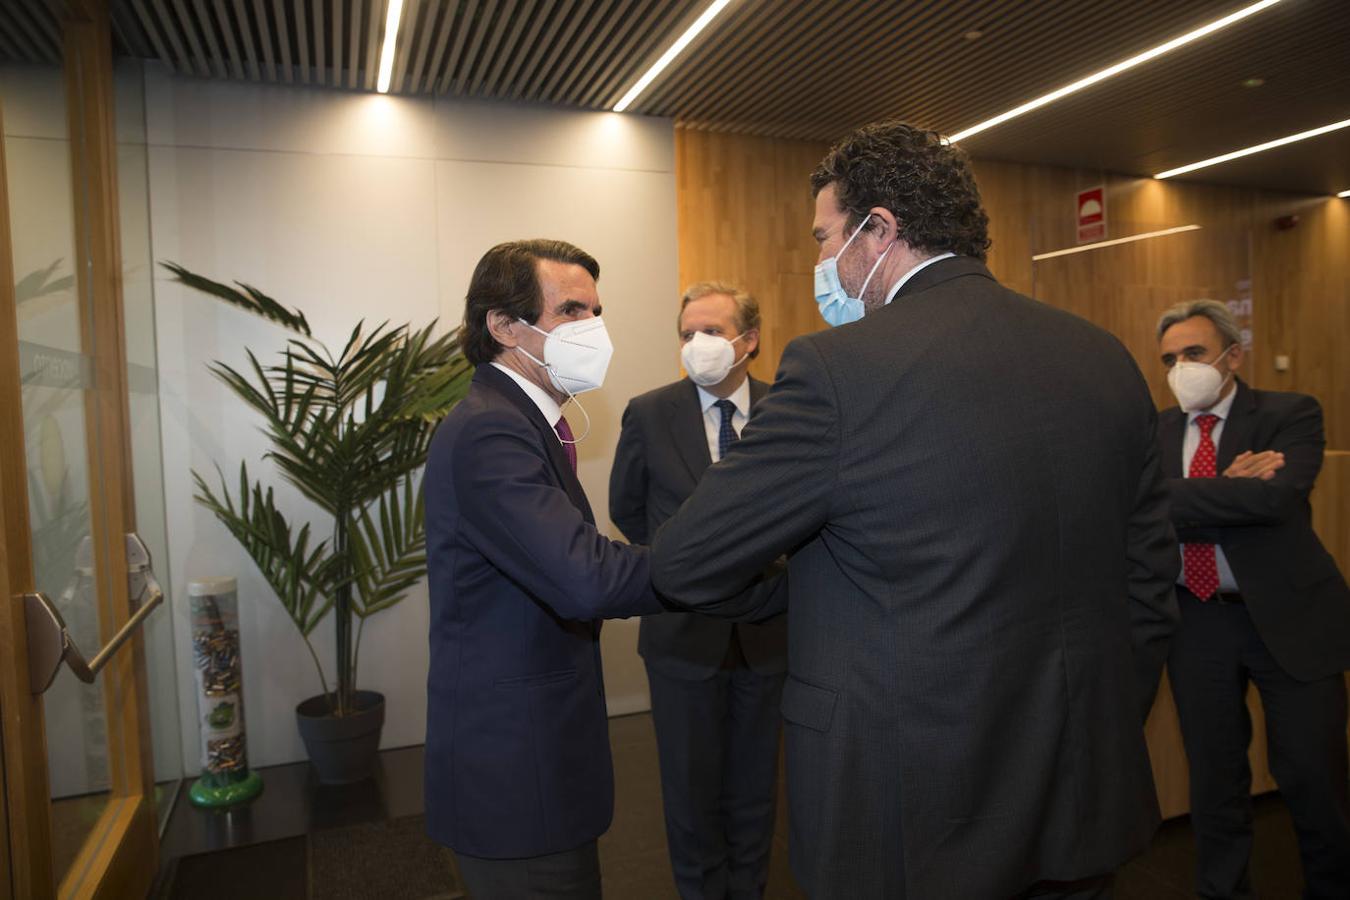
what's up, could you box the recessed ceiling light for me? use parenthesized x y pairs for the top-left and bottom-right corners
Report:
(613, 0), (735, 113)
(1032, 225), (1202, 261)
(376, 0), (405, 94)
(1242, 77), (1265, 88)
(1154, 116), (1350, 179)
(948, 0), (1283, 143)
(963, 29), (984, 40)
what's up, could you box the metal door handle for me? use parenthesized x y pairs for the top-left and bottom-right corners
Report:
(22, 532), (165, 694)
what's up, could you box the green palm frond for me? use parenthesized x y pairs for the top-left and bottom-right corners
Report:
(173, 263), (470, 715)
(193, 463), (333, 636)
(163, 261), (312, 336)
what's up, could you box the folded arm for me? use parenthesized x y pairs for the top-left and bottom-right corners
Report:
(1168, 394), (1325, 527)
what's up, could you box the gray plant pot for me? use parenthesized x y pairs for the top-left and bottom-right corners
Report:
(295, 690), (385, 785)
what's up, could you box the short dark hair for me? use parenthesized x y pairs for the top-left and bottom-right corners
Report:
(810, 120), (991, 262)
(460, 239), (600, 366)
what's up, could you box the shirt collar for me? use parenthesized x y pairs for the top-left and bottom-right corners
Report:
(1187, 380), (1238, 425)
(697, 376), (751, 418)
(884, 252), (957, 306)
(490, 361), (563, 427)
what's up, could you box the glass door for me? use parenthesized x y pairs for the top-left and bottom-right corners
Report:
(0, 2), (176, 897)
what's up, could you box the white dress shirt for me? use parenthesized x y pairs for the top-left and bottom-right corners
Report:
(1179, 384), (1240, 593)
(491, 362), (567, 444)
(883, 252), (957, 305)
(697, 377), (750, 463)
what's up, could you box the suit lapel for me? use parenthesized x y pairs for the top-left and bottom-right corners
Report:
(748, 376), (768, 412)
(473, 365), (594, 523)
(668, 379), (712, 481)
(1215, 380), (1256, 473)
(1160, 407), (1185, 478)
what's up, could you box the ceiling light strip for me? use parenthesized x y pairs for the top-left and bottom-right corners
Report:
(1338, 189), (1350, 198)
(1032, 225), (1202, 261)
(948, 0), (1283, 143)
(1154, 117), (1350, 179)
(376, 0), (405, 93)
(613, 0), (735, 112)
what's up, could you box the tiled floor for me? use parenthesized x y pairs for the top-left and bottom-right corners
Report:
(157, 712), (1310, 898)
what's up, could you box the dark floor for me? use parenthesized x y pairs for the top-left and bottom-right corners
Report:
(154, 712), (1307, 898)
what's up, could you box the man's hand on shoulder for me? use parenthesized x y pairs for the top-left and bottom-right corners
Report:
(1223, 450), (1285, 481)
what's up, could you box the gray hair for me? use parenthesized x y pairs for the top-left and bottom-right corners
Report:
(678, 281), (761, 358)
(1156, 299), (1241, 346)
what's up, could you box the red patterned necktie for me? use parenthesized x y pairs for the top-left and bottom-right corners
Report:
(1183, 413), (1221, 600)
(554, 416), (577, 474)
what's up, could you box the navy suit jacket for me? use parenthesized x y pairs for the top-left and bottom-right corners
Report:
(423, 363), (662, 858)
(1161, 380), (1350, 681)
(609, 377), (787, 679)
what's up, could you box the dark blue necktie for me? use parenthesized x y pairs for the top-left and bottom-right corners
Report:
(714, 399), (739, 461)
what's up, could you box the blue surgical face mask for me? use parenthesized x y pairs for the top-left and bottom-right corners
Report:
(814, 215), (893, 327)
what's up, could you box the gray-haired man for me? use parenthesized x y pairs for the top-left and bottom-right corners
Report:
(609, 283), (787, 899)
(1157, 299), (1350, 899)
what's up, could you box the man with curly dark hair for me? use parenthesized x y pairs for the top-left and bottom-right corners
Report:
(651, 120), (1180, 899)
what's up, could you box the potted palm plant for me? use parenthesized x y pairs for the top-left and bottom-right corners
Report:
(167, 262), (472, 783)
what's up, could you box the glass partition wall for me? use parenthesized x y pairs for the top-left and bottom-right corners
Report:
(1, 11), (181, 895)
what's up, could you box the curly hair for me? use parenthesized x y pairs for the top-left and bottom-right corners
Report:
(810, 121), (991, 261)
(460, 239), (600, 366)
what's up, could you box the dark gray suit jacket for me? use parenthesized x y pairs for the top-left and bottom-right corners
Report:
(650, 257), (1180, 899)
(1162, 381), (1350, 681)
(610, 377), (787, 679)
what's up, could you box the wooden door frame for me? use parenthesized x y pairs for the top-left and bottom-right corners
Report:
(0, 1), (159, 897)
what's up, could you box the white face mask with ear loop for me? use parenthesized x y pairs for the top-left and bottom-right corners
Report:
(514, 317), (613, 443)
(681, 331), (750, 387)
(1167, 342), (1237, 412)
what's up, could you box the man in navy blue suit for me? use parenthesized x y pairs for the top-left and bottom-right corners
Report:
(424, 239), (664, 899)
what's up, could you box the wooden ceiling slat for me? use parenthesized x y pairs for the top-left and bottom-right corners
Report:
(148, 0), (197, 74)
(6, 2), (60, 61)
(482, 0), (537, 97)
(19, 2), (61, 54)
(423, 0), (462, 94)
(447, 0), (493, 94)
(363, 0), (382, 90)
(312, 0), (326, 85)
(542, 0), (616, 103)
(250, 0), (277, 81)
(560, 0), (648, 106)
(497, 0), (557, 99)
(346, 0), (362, 88)
(522, 0), (594, 101)
(226, 0), (257, 79)
(465, 0), (516, 96)
(404, 0), (438, 93)
(191, 0), (229, 78)
(174, 0), (215, 77)
(645, 0), (809, 115)
(131, 0), (178, 73)
(291, 0), (309, 83)
(210, 0), (246, 78)
(269, 0), (293, 83)
(330, 0), (342, 87)
(578, 0), (670, 108)
(0, 20), (34, 63)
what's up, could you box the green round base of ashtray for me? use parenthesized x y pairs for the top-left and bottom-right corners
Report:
(188, 770), (263, 808)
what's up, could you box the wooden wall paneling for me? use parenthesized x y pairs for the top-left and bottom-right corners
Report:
(675, 128), (828, 383)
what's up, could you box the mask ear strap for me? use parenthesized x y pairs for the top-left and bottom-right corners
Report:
(558, 393), (590, 444)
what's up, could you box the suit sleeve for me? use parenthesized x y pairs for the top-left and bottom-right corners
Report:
(651, 336), (839, 617)
(1126, 404), (1181, 721)
(1169, 394), (1325, 528)
(453, 409), (663, 620)
(608, 401), (650, 545)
